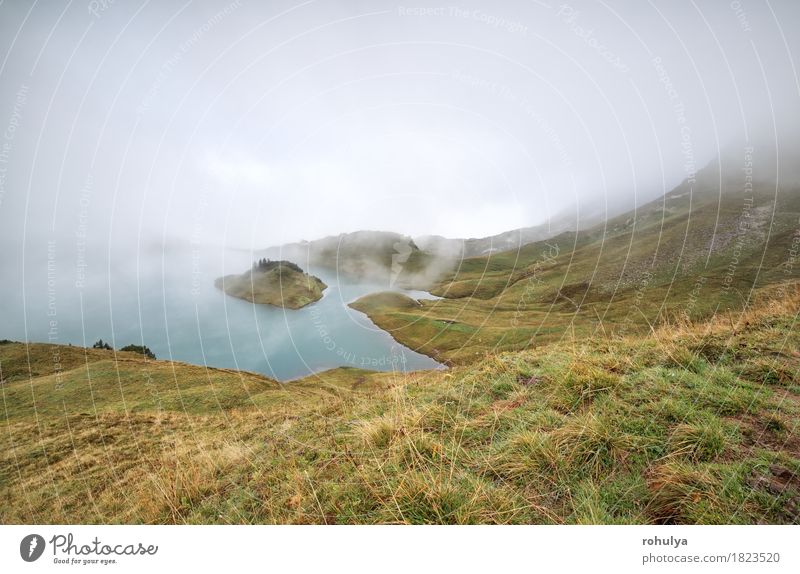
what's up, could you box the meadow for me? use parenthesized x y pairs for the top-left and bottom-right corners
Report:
(2, 172), (798, 524)
(1, 281), (797, 524)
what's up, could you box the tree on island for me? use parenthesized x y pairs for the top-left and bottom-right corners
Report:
(253, 258), (271, 271)
(252, 259), (302, 273)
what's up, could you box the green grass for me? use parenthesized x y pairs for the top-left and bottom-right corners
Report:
(3, 177), (799, 524)
(1, 285), (798, 524)
(351, 184), (800, 364)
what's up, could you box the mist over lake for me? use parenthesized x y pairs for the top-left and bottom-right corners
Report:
(0, 242), (442, 381)
(3, 0), (800, 536)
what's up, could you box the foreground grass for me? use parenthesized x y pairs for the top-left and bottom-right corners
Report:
(1, 285), (798, 524)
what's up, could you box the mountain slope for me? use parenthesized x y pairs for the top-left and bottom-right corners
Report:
(2, 285), (798, 524)
(350, 165), (800, 363)
(415, 193), (621, 258)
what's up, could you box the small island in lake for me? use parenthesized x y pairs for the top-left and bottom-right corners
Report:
(215, 259), (327, 309)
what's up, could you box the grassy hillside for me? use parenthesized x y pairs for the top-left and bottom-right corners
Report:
(3, 163), (799, 525)
(215, 261), (327, 309)
(351, 175), (800, 364)
(1, 283), (798, 524)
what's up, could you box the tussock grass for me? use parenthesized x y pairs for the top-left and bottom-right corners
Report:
(490, 430), (560, 482)
(551, 412), (635, 476)
(646, 462), (722, 523)
(667, 421), (732, 462)
(356, 415), (401, 448)
(1, 283), (799, 524)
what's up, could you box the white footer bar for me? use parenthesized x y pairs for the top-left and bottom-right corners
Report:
(1, 525), (797, 573)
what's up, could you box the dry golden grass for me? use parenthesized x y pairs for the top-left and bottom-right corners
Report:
(1, 282), (798, 524)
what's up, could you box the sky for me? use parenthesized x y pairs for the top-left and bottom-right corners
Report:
(1, 0), (799, 254)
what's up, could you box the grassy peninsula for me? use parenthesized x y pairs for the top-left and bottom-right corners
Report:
(215, 259), (327, 309)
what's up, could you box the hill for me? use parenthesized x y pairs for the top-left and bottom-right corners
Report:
(259, 231), (437, 285)
(1, 284), (798, 524)
(350, 162), (800, 364)
(215, 260), (327, 309)
(3, 155), (799, 525)
(262, 215), (610, 286)
(415, 192), (623, 258)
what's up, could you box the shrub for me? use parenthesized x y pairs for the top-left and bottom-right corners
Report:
(92, 339), (112, 350)
(120, 344), (157, 360)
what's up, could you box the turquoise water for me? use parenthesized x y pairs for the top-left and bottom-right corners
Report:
(0, 244), (443, 381)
